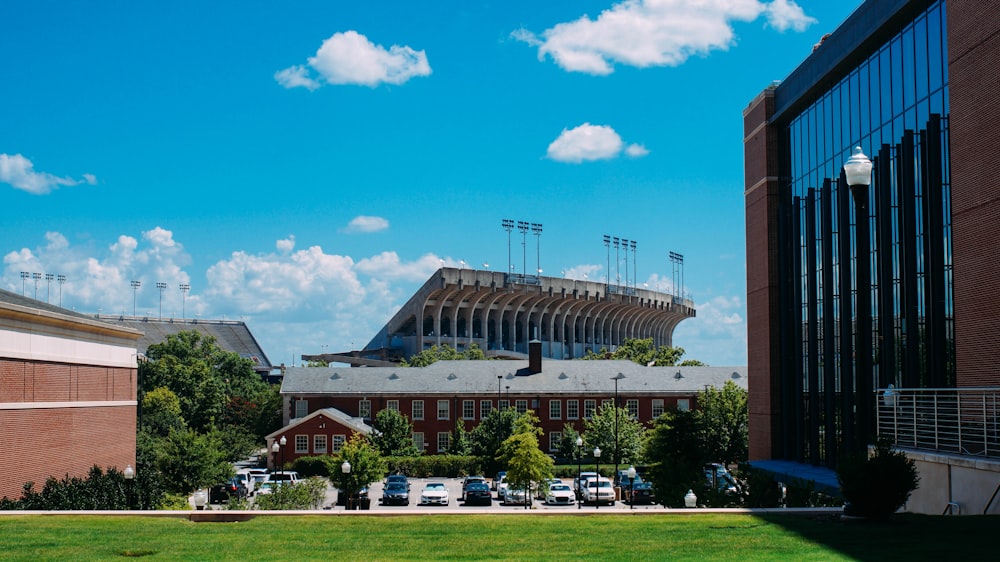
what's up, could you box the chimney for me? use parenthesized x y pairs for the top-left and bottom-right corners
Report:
(528, 340), (542, 374)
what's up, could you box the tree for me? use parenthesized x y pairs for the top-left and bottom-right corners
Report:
(370, 409), (419, 457)
(643, 409), (708, 507)
(400, 343), (487, 367)
(448, 419), (471, 456)
(556, 424), (582, 461)
(696, 380), (748, 466)
(583, 404), (647, 467)
(468, 408), (521, 473)
(580, 337), (700, 366)
(336, 433), (388, 502)
(153, 427), (232, 495)
(498, 411), (552, 503)
(142, 386), (185, 436)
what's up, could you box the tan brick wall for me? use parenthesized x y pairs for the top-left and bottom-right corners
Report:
(947, 1), (1000, 387)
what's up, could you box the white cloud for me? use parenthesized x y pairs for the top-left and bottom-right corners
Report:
(0, 153), (96, 195)
(274, 65), (320, 91)
(671, 294), (747, 365)
(276, 30), (431, 90)
(516, 0), (815, 75)
(276, 235), (296, 254)
(344, 215), (390, 233)
(355, 251), (443, 282)
(764, 0), (817, 32)
(547, 123), (647, 163)
(562, 264), (603, 282)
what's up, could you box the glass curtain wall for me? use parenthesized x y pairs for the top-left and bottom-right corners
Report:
(778, 1), (953, 466)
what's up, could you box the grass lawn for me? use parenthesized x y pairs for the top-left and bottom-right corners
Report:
(0, 513), (994, 561)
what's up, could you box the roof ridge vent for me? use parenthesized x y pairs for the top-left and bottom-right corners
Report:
(389, 373), (400, 380)
(558, 372), (568, 379)
(447, 373), (457, 380)
(330, 373), (341, 380)
(674, 371), (684, 380)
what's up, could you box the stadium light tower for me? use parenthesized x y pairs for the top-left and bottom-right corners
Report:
(45, 273), (54, 303)
(517, 221), (529, 277)
(156, 282), (167, 319)
(180, 283), (190, 320)
(32, 273), (41, 300)
(57, 275), (66, 307)
(130, 280), (141, 316)
(613, 238), (621, 286)
(502, 219), (514, 275)
(630, 240), (637, 289)
(531, 223), (543, 276)
(20, 272), (29, 296)
(603, 236), (611, 292)
(669, 252), (684, 299)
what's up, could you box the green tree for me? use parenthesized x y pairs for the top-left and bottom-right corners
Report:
(583, 404), (647, 467)
(400, 343), (486, 367)
(370, 409), (419, 457)
(448, 419), (471, 456)
(142, 386), (185, 435)
(153, 427), (233, 495)
(556, 424), (582, 461)
(696, 380), (748, 466)
(499, 411), (552, 503)
(580, 337), (699, 366)
(643, 409), (708, 507)
(469, 408), (521, 474)
(336, 433), (388, 501)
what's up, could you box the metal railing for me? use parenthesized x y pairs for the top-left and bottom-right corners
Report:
(877, 387), (1000, 459)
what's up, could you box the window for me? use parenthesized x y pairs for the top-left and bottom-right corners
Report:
(438, 400), (450, 420)
(602, 398), (612, 410)
(584, 399), (596, 419)
(387, 400), (399, 412)
(332, 434), (345, 452)
(549, 400), (562, 420)
(499, 400), (510, 411)
(652, 399), (665, 418)
(677, 399), (690, 412)
(549, 432), (562, 452)
(294, 399), (308, 419)
(412, 432), (424, 452)
(480, 400), (492, 418)
(412, 400), (424, 420)
(295, 434), (308, 454)
(314, 434), (327, 454)
(359, 399), (371, 419)
(437, 432), (450, 452)
(515, 399), (528, 414)
(626, 399), (639, 419)
(567, 400), (579, 420)
(463, 400), (475, 420)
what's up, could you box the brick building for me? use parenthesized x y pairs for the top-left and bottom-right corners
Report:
(744, 0), (1000, 513)
(0, 289), (141, 500)
(275, 342), (746, 465)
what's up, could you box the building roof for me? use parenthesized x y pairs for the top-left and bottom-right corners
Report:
(0, 288), (142, 340)
(266, 407), (372, 441)
(98, 315), (272, 373)
(280, 359), (747, 397)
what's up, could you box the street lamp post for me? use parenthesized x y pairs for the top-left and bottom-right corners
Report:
(576, 435), (583, 509)
(611, 373), (625, 485)
(279, 436), (287, 481)
(593, 446), (601, 510)
(124, 464), (135, 510)
(627, 465), (636, 510)
(844, 146), (874, 447)
(341, 460), (352, 510)
(271, 440), (280, 478)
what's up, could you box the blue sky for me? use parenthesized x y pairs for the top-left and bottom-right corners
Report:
(1, 0), (862, 367)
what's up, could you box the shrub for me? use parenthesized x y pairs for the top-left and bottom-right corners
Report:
(837, 440), (919, 520)
(292, 456), (332, 478)
(254, 477), (327, 510)
(385, 455), (481, 478)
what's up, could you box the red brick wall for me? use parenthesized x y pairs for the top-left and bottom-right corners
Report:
(947, 1), (1000, 387)
(0, 358), (137, 500)
(743, 90), (780, 460)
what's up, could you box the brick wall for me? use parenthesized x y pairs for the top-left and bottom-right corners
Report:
(947, 2), (1000, 387)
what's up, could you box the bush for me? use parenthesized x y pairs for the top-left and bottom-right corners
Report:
(837, 440), (919, 520)
(291, 456), (333, 478)
(254, 477), (327, 510)
(384, 455), (481, 477)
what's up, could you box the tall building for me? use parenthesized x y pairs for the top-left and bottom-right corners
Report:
(744, 0), (1000, 513)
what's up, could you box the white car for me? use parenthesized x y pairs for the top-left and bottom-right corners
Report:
(502, 486), (528, 506)
(583, 477), (615, 505)
(545, 483), (576, 505)
(419, 482), (450, 506)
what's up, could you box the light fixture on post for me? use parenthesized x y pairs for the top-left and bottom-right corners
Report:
(124, 464), (135, 510)
(611, 373), (625, 491)
(271, 440), (280, 476)
(685, 489), (697, 508)
(130, 280), (141, 316)
(341, 460), (352, 510)
(627, 465), (636, 510)
(179, 283), (190, 320)
(844, 146), (874, 448)
(576, 435), (584, 509)
(593, 446), (601, 510)
(279, 436), (287, 482)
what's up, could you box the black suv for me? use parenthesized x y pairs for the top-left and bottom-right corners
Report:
(461, 476), (487, 501)
(382, 482), (409, 506)
(209, 477), (247, 504)
(615, 470), (655, 505)
(463, 482), (492, 506)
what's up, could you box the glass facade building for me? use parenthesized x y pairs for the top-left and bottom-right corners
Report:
(747, 0), (956, 467)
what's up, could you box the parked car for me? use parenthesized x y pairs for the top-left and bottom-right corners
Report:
(705, 463), (738, 495)
(419, 482), (450, 506)
(502, 485), (529, 506)
(338, 486), (370, 508)
(239, 468), (269, 495)
(615, 470), (655, 505)
(209, 477), (247, 503)
(264, 471), (300, 487)
(385, 474), (410, 491)
(537, 478), (564, 499)
(544, 483), (576, 505)
(382, 482), (409, 506)
(582, 477), (615, 506)
(575, 471), (598, 493)
(492, 471), (507, 491)
(461, 476), (487, 501)
(255, 481), (276, 495)
(463, 482), (492, 506)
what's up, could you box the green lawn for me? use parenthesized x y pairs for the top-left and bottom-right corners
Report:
(0, 513), (993, 561)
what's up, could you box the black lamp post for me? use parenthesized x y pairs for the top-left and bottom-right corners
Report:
(279, 435), (287, 481)
(627, 465), (636, 510)
(844, 146), (874, 447)
(611, 373), (625, 485)
(124, 464), (134, 510)
(576, 435), (583, 509)
(271, 440), (280, 475)
(593, 446), (601, 510)
(342, 460), (352, 510)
